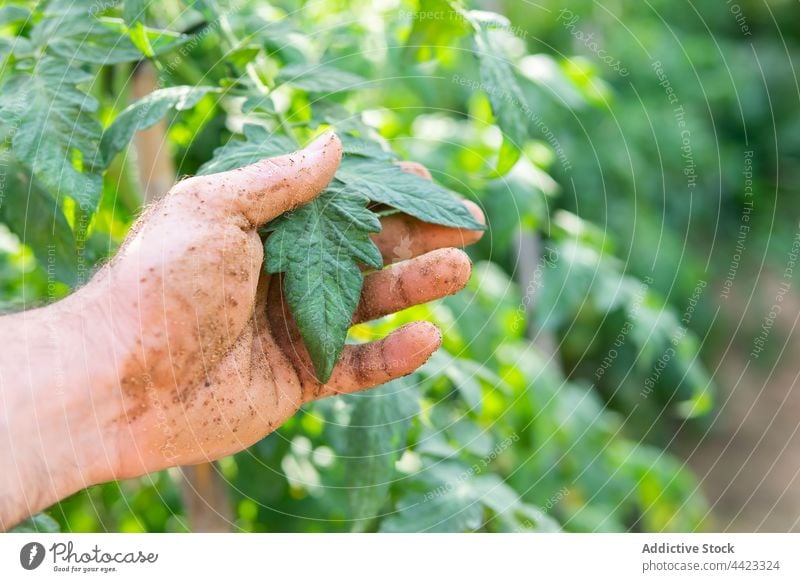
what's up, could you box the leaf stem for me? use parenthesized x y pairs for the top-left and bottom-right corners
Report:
(216, 11), (297, 145)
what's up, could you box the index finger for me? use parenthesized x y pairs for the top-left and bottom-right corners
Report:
(174, 132), (342, 227)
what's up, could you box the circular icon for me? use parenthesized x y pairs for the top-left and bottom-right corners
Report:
(19, 542), (45, 570)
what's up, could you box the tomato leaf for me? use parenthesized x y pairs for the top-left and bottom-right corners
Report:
(336, 157), (484, 230)
(197, 124), (297, 175)
(29, 0), (186, 65)
(380, 462), (485, 532)
(123, 0), (155, 58)
(10, 512), (61, 533)
(404, 0), (470, 62)
(277, 63), (367, 93)
(31, 2), (157, 65)
(241, 95), (276, 114)
(0, 5), (31, 26)
(226, 45), (262, 69)
(199, 127), (386, 381)
(100, 86), (215, 167)
(123, 0), (147, 23)
(339, 134), (397, 161)
(344, 379), (419, 530)
(265, 184), (383, 382)
(467, 10), (530, 174)
(198, 125), (484, 379)
(0, 168), (78, 286)
(0, 56), (103, 210)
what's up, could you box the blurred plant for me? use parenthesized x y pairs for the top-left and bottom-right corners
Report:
(0, 0), (718, 532)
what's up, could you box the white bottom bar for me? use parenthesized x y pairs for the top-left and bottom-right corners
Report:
(2, 534), (798, 581)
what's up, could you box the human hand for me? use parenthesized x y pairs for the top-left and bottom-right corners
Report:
(0, 132), (484, 527)
(60, 132), (484, 481)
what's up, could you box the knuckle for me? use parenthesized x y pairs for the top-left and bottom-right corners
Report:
(169, 176), (201, 199)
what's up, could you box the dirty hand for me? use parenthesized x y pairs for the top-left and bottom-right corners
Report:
(0, 132), (484, 528)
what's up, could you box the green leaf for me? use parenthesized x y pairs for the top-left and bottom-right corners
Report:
(470, 474), (561, 531)
(197, 128), (480, 380)
(197, 124), (297, 175)
(312, 101), (372, 134)
(241, 95), (276, 114)
(123, 1), (155, 58)
(380, 461), (485, 532)
(187, 0), (217, 21)
(103, 18), (188, 58)
(227, 45), (261, 69)
(467, 11), (530, 174)
(474, 36), (528, 147)
(235, 16), (308, 63)
(381, 459), (559, 532)
(426, 351), (484, 411)
(0, 56), (103, 210)
(277, 63), (367, 93)
(336, 157), (484, 230)
(0, 170), (77, 286)
(265, 185), (383, 382)
(0, 5), (31, 26)
(10, 512), (61, 533)
(0, 36), (33, 64)
(380, 491), (483, 532)
(446, 361), (484, 411)
(31, 1), (185, 65)
(344, 379), (419, 530)
(100, 85), (215, 167)
(126, 21), (155, 58)
(0, 39), (11, 65)
(339, 134), (396, 161)
(491, 136), (522, 178)
(123, 0), (147, 23)
(32, 6), (141, 64)
(403, 0), (469, 61)
(514, 503), (562, 532)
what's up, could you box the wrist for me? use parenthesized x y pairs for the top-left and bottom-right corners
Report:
(0, 290), (122, 528)
(45, 287), (125, 485)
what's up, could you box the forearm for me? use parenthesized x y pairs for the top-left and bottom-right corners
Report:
(0, 293), (119, 529)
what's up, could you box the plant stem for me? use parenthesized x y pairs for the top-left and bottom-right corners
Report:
(217, 11), (298, 145)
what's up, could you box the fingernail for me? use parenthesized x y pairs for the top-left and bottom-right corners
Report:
(307, 130), (336, 152)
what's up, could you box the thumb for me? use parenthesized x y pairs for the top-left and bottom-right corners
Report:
(179, 131), (342, 227)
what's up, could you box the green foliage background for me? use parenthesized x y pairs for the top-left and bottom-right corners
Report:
(2, 0), (796, 532)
